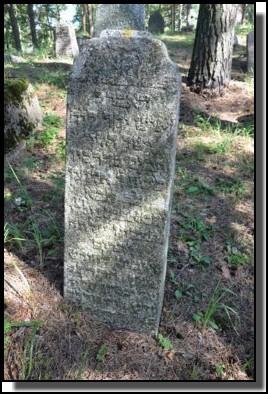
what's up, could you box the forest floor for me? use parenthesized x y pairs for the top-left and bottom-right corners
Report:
(4, 31), (254, 381)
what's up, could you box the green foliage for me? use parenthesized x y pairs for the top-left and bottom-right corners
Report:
(37, 113), (62, 147)
(157, 334), (173, 350)
(226, 243), (249, 265)
(215, 178), (245, 199)
(43, 113), (63, 128)
(96, 345), (108, 362)
(76, 347), (90, 380)
(20, 321), (44, 380)
(192, 281), (240, 333)
(55, 140), (66, 161)
(215, 364), (226, 379)
(186, 180), (214, 195)
(189, 364), (199, 380)
(194, 114), (254, 137)
(4, 222), (26, 249)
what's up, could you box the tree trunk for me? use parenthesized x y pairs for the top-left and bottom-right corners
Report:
(171, 4), (176, 33)
(186, 4), (191, 27)
(27, 4), (39, 49)
(178, 4), (182, 33)
(87, 4), (94, 37)
(241, 4), (246, 24)
(187, 4), (238, 93)
(82, 4), (87, 34)
(6, 4), (22, 51)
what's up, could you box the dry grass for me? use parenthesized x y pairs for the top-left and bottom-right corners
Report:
(4, 34), (254, 381)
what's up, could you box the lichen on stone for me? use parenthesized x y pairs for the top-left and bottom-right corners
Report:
(123, 28), (133, 38)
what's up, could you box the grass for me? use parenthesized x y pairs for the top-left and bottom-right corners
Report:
(192, 280), (240, 333)
(20, 320), (43, 380)
(157, 31), (195, 50)
(96, 345), (108, 362)
(226, 243), (249, 265)
(194, 113), (254, 137)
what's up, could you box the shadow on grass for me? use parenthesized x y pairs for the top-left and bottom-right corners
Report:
(4, 61), (72, 90)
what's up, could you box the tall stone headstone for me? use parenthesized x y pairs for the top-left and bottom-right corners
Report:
(148, 11), (165, 34)
(64, 30), (181, 335)
(247, 32), (254, 73)
(94, 4), (146, 37)
(55, 24), (79, 58)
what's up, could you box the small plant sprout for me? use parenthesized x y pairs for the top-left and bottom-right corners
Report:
(157, 334), (173, 350)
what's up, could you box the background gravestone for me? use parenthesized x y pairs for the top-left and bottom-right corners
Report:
(55, 24), (79, 58)
(247, 32), (254, 73)
(4, 78), (42, 154)
(64, 30), (181, 335)
(94, 4), (145, 37)
(148, 11), (165, 34)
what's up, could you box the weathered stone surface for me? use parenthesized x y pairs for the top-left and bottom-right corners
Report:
(247, 32), (254, 73)
(55, 24), (79, 58)
(77, 37), (91, 50)
(148, 11), (165, 34)
(64, 30), (180, 335)
(4, 54), (27, 63)
(4, 78), (42, 154)
(94, 4), (145, 37)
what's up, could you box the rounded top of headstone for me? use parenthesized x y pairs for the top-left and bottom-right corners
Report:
(148, 11), (165, 34)
(94, 4), (146, 37)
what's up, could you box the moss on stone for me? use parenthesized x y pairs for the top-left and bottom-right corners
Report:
(4, 78), (29, 105)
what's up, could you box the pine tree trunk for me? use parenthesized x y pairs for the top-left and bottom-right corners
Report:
(27, 4), (39, 49)
(186, 4), (191, 27)
(171, 4), (176, 33)
(6, 4), (22, 51)
(178, 4), (182, 33)
(82, 4), (87, 34)
(87, 4), (94, 38)
(187, 4), (238, 93)
(241, 4), (246, 24)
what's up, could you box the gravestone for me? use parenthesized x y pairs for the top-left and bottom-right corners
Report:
(148, 11), (165, 34)
(5, 78), (42, 154)
(64, 30), (181, 335)
(94, 4), (145, 37)
(55, 24), (79, 58)
(77, 37), (91, 50)
(247, 32), (254, 73)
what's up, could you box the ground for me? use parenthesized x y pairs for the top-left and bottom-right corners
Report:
(4, 30), (254, 381)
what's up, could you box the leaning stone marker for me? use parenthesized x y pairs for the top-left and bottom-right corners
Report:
(64, 30), (181, 335)
(247, 32), (254, 73)
(55, 24), (79, 58)
(94, 4), (145, 37)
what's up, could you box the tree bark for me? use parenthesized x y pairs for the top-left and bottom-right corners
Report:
(87, 4), (94, 37)
(178, 4), (182, 32)
(82, 4), (87, 34)
(6, 4), (22, 51)
(171, 4), (176, 33)
(186, 4), (191, 27)
(187, 4), (238, 93)
(27, 4), (39, 49)
(241, 4), (246, 24)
